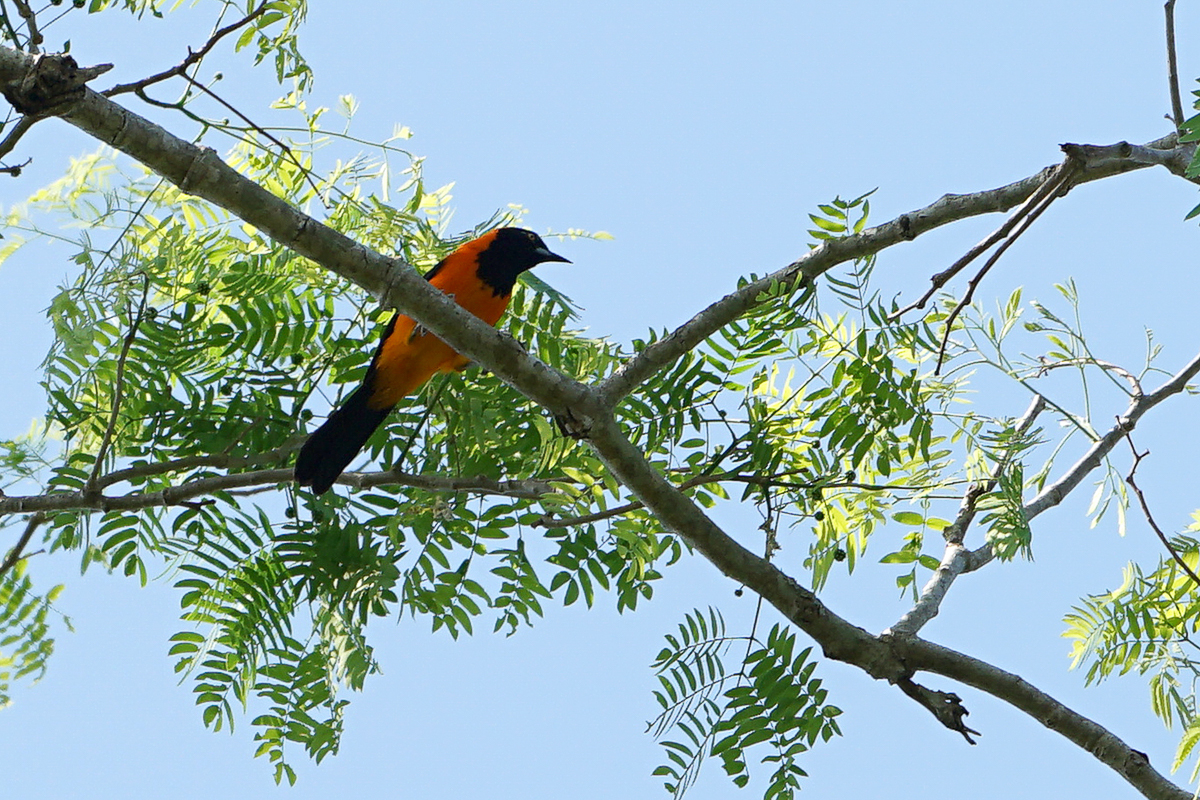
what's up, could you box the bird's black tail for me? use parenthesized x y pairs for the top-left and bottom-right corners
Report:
(294, 386), (393, 494)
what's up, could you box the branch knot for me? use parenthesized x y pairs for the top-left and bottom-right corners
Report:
(1, 53), (111, 116)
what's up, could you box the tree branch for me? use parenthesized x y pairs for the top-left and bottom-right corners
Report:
(887, 394), (1046, 637)
(587, 411), (1183, 798)
(1165, 0), (1185, 129)
(0, 466), (558, 516)
(896, 636), (1188, 800)
(599, 133), (1193, 403)
(0, 46), (1191, 799)
(1125, 434), (1200, 588)
(0, 511), (44, 579)
(102, 2), (269, 98)
(933, 160), (1079, 373)
(893, 160), (1076, 319)
(2, 48), (605, 431)
(888, 349), (1200, 638)
(86, 274), (149, 495)
(10, 0), (40, 54)
(1020, 348), (1200, 524)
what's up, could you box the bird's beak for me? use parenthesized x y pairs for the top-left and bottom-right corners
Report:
(535, 246), (571, 264)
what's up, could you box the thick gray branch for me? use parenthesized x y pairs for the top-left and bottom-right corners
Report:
(585, 414), (905, 680)
(895, 636), (1188, 800)
(588, 413), (1183, 799)
(600, 135), (1193, 402)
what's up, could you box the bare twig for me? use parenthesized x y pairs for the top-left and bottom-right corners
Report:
(0, 154), (27, 175)
(1165, 0), (1185, 129)
(1125, 433), (1200, 587)
(86, 274), (150, 494)
(533, 469), (944, 529)
(894, 162), (1075, 319)
(0, 511), (44, 578)
(0, 114), (37, 161)
(174, 74), (327, 206)
(1033, 357), (1143, 397)
(933, 161), (1079, 373)
(103, 2), (268, 98)
(10, 0), (40, 54)
(96, 442), (299, 489)
(0, 1), (21, 46)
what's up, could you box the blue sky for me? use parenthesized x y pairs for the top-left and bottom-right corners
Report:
(2, 2), (1200, 798)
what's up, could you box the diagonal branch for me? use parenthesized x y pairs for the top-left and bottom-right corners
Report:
(598, 133), (1193, 403)
(586, 411), (1184, 799)
(86, 274), (149, 495)
(1019, 348), (1200, 525)
(894, 160), (1076, 319)
(895, 635), (1188, 800)
(887, 393), (1046, 637)
(0, 47), (1190, 799)
(933, 159), (1080, 373)
(0, 511), (44, 579)
(1125, 434), (1200, 588)
(10, 0), (40, 54)
(103, 2), (269, 98)
(0, 47), (602, 425)
(889, 349), (1200, 638)
(1165, 0), (1185, 129)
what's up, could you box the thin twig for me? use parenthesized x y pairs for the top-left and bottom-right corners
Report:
(0, 113), (34, 161)
(10, 0), (40, 53)
(1125, 433), (1200, 588)
(1165, 0), (1185, 129)
(1032, 357), (1143, 397)
(0, 0), (21, 46)
(0, 464), (560, 517)
(0, 155), (28, 175)
(175, 74), (327, 206)
(85, 274), (150, 494)
(533, 470), (944, 529)
(893, 162), (1076, 319)
(0, 511), (45, 578)
(96, 442), (299, 488)
(103, 2), (268, 97)
(392, 372), (451, 471)
(934, 161), (1079, 373)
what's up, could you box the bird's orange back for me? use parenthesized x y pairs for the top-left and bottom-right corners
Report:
(366, 230), (513, 409)
(294, 227), (569, 495)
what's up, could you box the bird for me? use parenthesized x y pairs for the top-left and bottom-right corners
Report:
(294, 227), (570, 494)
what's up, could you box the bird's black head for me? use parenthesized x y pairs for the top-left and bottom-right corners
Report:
(477, 227), (571, 296)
